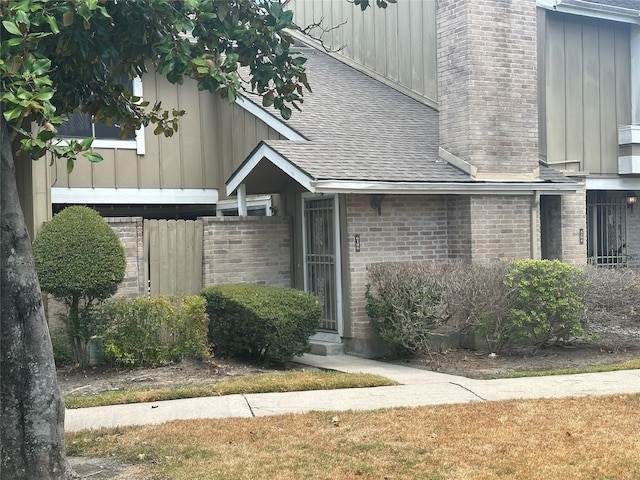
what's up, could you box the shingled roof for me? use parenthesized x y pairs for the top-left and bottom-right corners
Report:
(227, 44), (579, 196)
(580, 0), (640, 11)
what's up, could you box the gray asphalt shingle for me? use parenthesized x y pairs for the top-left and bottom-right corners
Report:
(240, 45), (577, 187)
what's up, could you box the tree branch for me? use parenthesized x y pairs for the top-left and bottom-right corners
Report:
(300, 17), (348, 53)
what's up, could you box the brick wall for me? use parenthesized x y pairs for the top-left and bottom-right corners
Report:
(105, 217), (145, 297)
(627, 204), (640, 270)
(469, 195), (534, 261)
(201, 216), (291, 287)
(344, 194), (450, 356)
(560, 189), (588, 266)
(447, 195), (472, 261)
(438, 0), (539, 177)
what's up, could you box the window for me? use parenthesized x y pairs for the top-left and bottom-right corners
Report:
(57, 66), (145, 154)
(215, 196), (273, 217)
(587, 191), (628, 267)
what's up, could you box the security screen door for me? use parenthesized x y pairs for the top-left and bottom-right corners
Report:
(303, 195), (341, 333)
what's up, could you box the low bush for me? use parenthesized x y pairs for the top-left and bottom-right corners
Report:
(503, 259), (586, 350)
(365, 262), (452, 356)
(366, 259), (589, 355)
(99, 295), (209, 367)
(582, 266), (640, 327)
(444, 261), (514, 354)
(201, 284), (322, 363)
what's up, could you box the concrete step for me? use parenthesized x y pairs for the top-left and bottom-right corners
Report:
(309, 340), (344, 356)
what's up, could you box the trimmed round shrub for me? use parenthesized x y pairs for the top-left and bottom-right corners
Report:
(33, 206), (125, 302)
(33, 206), (126, 365)
(503, 259), (586, 350)
(201, 284), (322, 364)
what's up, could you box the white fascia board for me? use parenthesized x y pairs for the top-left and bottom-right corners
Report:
(235, 97), (306, 141)
(51, 188), (218, 205)
(226, 143), (315, 196)
(537, 0), (640, 24)
(619, 125), (640, 145)
(311, 180), (582, 195)
(586, 177), (640, 191)
(618, 156), (640, 174)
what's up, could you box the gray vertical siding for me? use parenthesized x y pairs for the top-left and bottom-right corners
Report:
(289, 0), (438, 107)
(540, 11), (631, 175)
(51, 73), (284, 197)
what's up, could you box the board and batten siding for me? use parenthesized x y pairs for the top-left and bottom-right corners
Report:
(50, 73), (284, 197)
(288, 0), (438, 107)
(211, 94), (286, 201)
(539, 10), (632, 176)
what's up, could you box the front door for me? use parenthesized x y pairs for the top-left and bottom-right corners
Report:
(302, 195), (342, 336)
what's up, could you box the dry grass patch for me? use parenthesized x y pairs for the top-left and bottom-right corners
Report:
(65, 371), (395, 409)
(490, 358), (640, 379)
(67, 394), (640, 480)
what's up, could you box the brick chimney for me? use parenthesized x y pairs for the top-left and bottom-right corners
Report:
(437, 0), (540, 181)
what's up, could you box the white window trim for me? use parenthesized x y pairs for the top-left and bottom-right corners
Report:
(215, 195), (273, 216)
(58, 77), (146, 155)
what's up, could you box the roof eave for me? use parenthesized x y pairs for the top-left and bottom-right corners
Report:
(234, 97), (307, 141)
(537, 0), (640, 24)
(226, 142), (314, 196)
(311, 180), (583, 195)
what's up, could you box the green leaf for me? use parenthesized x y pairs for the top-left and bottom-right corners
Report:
(37, 130), (56, 142)
(217, 3), (230, 21)
(2, 21), (22, 36)
(83, 152), (103, 163)
(80, 137), (95, 150)
(46, 16), (60, 34)
(32, 59), (52, 76)
(62, 11), (74, 27)
(33, 89), (54, 101)
(15, 10), (31, 30)
(67, 157), (75, 174)
(3, 107), (24, 122)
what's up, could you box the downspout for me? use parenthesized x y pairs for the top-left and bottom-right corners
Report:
(531, 190), (541, 259)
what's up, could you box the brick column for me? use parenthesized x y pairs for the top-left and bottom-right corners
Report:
(438, 0), (539, 179)
(106, 217), (145, 297)
(560, 189), (588, 266)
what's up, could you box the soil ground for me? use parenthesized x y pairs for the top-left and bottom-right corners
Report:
(63, 326), (640, 479)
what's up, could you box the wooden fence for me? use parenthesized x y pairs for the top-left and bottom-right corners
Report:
(144, 219), (204, 296)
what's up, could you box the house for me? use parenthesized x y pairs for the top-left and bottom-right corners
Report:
(18, 0), (640, 357)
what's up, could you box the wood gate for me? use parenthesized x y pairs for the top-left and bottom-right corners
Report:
(144, 219), (204, 295)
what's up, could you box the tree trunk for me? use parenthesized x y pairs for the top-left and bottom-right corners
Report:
(1, 118), (70, 479)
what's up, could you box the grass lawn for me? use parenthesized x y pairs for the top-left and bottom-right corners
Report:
(485, 358), (640, 379)
(67, 393), (640, 480)
(65, 371), (396, 409)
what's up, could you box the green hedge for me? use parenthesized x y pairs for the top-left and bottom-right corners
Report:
(504, 259), (586, 349)
(201, 284), (322, 363)
(98, 295), (210, 367)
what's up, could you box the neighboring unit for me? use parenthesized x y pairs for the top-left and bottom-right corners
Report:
(18, 0), (640, 357)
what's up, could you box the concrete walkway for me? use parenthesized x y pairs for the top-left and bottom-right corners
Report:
(65, 354), (640, 432)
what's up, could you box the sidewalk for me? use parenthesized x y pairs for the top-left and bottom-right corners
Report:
(65, 353), (640, 432)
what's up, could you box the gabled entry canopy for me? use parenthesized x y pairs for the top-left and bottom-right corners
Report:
(227, 42), (581, 197)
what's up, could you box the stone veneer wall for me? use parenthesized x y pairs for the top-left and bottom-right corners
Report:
(200, 216), (291, 288)
(105, 217), (145, 297)
(438, 0), (539, 176)
(344, 194), (450, 356)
